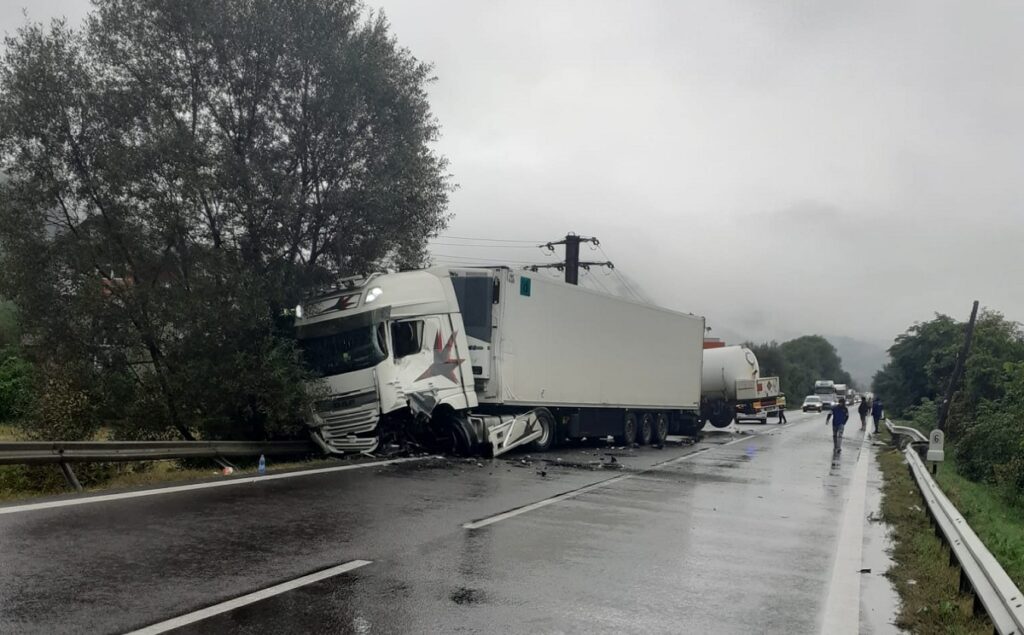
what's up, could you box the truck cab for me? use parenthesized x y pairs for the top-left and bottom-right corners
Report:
(295, 270), (476, 454)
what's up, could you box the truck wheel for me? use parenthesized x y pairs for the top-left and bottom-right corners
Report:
(637, 413), (653, 446)
(529, 408), (556, 452)
(616, 412), (638, 446)
(705, 399), (734, 428)
(652, 412), (669, 444)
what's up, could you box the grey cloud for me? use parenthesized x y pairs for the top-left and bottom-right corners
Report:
(4, 0), (1023, 355)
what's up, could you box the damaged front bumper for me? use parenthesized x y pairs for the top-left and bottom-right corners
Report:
(308, 388), (382, 454)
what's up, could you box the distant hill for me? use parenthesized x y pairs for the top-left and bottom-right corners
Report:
(825, 335), (888, 389)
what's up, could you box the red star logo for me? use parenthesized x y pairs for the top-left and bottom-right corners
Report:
(415, 331), (466, 383)
(334, 293), (359, 310)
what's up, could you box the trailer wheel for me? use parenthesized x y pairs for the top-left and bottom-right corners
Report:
(652, 412), (669, 444)
(616, 412), (638, 446)
(705, 399), (735, 428)
(529, 408), (557, 452)
(637, 413), (653, 446)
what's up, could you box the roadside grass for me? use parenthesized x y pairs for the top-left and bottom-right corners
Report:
(877, 436), (992, 634)
(934, 461), (1024, 592)
(887, 419), (1024, 591)
(0, 422), (24, 440)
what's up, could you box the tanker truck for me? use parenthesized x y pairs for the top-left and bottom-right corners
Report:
(293, 267), (706, 457)
(701, 346), (784, 427)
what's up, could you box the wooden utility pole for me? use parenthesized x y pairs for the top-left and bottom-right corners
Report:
(529, 234), (612, 285)
(937, 300), (980, 432)
(564, 234), (581, 285)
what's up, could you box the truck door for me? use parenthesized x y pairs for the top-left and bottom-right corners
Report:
(449, 272), (498, 397)
(391, 316), (475, 411)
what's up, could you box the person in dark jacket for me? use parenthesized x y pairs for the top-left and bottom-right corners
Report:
(826, 397), (850, 454)
(857, 397), (869, 430)
(871, 398), (884, 433)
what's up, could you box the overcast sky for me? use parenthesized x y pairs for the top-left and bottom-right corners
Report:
(4, 1), (1023, 346)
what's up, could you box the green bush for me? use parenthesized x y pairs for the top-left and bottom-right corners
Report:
(0, 352), (33, 421)
(954, 363), (1024, 488)
(23, 366), (101, 441)
(904, 398), (938, 432)
(955, 409), (1024, 483)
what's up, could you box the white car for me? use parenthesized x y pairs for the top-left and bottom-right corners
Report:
(735, 410), (769, 424)
(802, 396), (823, 412)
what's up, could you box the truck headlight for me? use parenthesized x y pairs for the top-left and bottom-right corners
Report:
(365, 287), (383, 303)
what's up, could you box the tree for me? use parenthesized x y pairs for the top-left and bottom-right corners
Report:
(871, 314), (960, 417)
(746, 335), (854, 401)
(0, 0), (451, 440)
(872, 311), (1024, 423)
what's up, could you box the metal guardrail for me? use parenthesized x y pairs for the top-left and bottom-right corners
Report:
(887, 419), (1024, 633)
(0, 440), (319, 465)
(0, 439), (321, 492)
(884, 418), (928, 444)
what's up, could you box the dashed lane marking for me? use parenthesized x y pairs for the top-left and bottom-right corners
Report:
(124, 560), (372, 634)
(463, 435), (750, 530)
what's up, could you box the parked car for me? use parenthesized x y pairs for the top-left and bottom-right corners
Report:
(802, 396), (823, 412)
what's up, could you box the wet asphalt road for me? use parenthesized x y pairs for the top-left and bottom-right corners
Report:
(0, 410), (889, 634)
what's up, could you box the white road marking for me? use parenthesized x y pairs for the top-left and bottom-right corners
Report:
(0, 456), (436, 516)
(820, 431), (872, 635)
(463, 435), (750, 530)
(125, 560), (372, 634)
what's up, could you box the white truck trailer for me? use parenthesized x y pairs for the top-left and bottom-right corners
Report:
(294, 267), (706, 456)
(701, 346), (784, 426)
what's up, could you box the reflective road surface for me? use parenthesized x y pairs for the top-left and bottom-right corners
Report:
(0, 410), (899, 634)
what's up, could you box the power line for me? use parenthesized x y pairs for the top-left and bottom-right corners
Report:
(428, 241), (549, 249)
(582, 268), (613, 294)
(431, 252), (540, 265)
(596, 244), (643, 301)
(438, 235), (544, 244)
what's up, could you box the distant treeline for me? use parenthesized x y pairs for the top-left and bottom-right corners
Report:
(745, 335), (856, 402)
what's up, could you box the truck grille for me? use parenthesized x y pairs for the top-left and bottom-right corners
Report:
(312, 388), (380, 453)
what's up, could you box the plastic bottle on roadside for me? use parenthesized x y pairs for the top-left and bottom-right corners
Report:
(258, 454), (266, 475)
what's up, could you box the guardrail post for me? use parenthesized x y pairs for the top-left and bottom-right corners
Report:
(972, 592), (983, 618)
(59, 461), (83, 492)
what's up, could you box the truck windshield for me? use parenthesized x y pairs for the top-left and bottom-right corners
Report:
(297, 315), (389, 378)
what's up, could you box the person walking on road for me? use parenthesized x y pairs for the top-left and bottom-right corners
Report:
(857, 397), (869, 430)
(871, 398), (884, 433)
(826, 397), (850, 454)
(777, 400), (787, 424)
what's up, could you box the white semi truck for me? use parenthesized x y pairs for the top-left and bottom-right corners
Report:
(814, 380), (838, 409)
(701, 346), (785, 426)
(294, 267), (706, 457)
